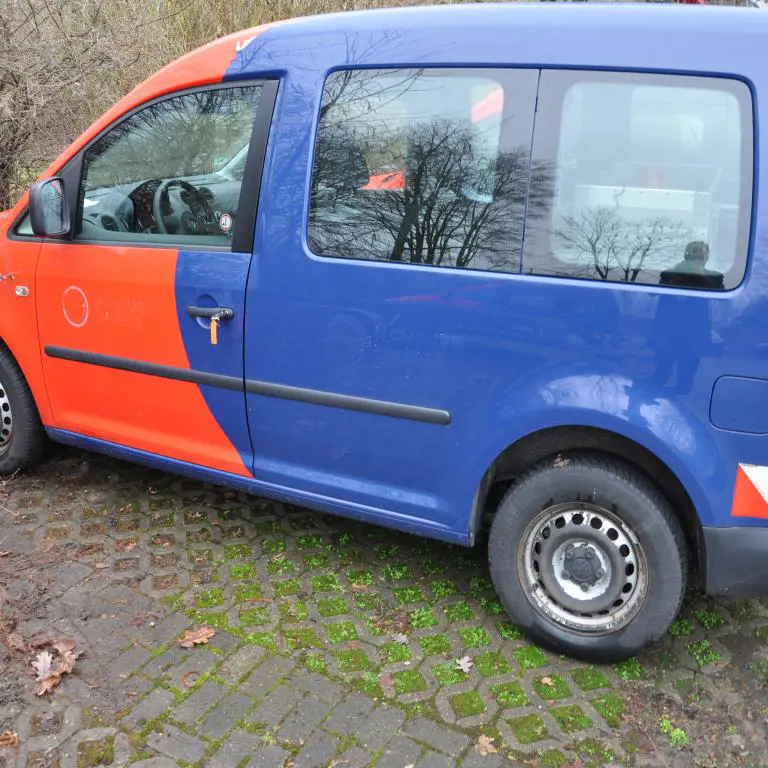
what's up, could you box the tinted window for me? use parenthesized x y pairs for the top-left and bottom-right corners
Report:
(77, 85), (262, 247)
(309, 68), (538, 273)
(523, 72), (752, 290)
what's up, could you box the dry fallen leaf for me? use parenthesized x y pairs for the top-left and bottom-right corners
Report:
(392, 633), (409, 645)
(32, 651), (54, 681)
(179, 626), (216, 648)
(475, 734), (497, 756)
(31, 640), (81, 696)
(7, 632), (25, 652)
(540, 676), (555, 687)
(456, 655), (474, 674)
(0, 731), (19, 748)
(0, 550), (9, 558)
(328, 759), (349, 767)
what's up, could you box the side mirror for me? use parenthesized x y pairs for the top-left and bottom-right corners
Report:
(29, 178), (71, 237)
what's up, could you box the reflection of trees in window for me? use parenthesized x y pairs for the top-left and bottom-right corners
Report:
(310, 71), (548, 274)
(554, 206), (690, 283)
(84, 87), (261, 190)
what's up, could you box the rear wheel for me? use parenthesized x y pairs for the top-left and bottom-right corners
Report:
(0, 346), (46, 476)
(488, 454), (687, 662)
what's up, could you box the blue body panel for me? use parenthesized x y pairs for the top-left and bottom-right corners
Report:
(204, 4), (768, 539)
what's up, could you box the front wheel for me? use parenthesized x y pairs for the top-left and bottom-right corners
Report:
(488, 454), (688, 662)
(0, 345), (46, 476)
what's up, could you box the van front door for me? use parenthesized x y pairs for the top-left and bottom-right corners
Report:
(36, 81), (277, 476)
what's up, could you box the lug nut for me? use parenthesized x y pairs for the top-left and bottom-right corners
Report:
(561, 569), (570, 581)
(565, 545), (574, 560)
(585, 548), (595, 560)
(595, 568), (604, 580)
(580, 583), (589, 592)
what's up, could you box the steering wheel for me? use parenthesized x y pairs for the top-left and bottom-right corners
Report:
(151, 178), (217, 236)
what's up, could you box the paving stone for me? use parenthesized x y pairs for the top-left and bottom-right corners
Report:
(171, 680), (227, 725)
(376, 735), (424, 768)
(290, 671), (345, 705)
(198, 691), (253, 739)
(460, 751), (504, 768)
(142, 646), (186, 677)
(323, 693), (375, 736)
(248, 745), (290, 767)
(148, 612), (191, 646)
(292, 729), (339, 768)
(418, 752), (456, 768)
(217, 645), (265, 683)
(242, 657), (295, 699)
(405, 717), (470, 756)
(164, 650), (219, 689)
(277, 694), (332, 742)
(358, 704), (406, 752)
(128, 760), (178, 768)
(110, 644), (151, 680)
(207, 729), (261, 768)
(249, 683), (302, 725)
(147, 723), (207, 764)
(120, 687), (175, 730)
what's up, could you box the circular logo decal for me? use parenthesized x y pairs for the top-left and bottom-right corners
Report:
(219, 213), (233, 233)
(62, 286), (89, 328)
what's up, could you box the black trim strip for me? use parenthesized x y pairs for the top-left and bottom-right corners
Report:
(44, 346), (451, 426)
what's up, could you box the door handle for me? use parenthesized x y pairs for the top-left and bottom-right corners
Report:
(187, 306), (234, 321)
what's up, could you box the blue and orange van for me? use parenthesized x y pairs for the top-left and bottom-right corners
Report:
(0, 3), (765, 660)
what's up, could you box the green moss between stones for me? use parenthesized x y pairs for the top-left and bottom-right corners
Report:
(375, 544), (399, 560)
(304, 554), (329, 570)
(496, 621), (524, 640)
(508, 714), (548, 744)
(430, 580), (458, 599)
(552, 705), (592, 733)
(688, 639), (721, 667)
(335, 649), (373, 672)
(261, 539), (286, 555)
(311, 574), (342, 593)
(571, 666), (610, 691)
(540, 749), (569, 767)
(478, 597), (505, 616)
(468, 575), (494, 595)
(355, 593), (382, 611)
(243, 632), (278, 652)
(382, 564), (411, 581)
(533, 674), (571, 700)
(668, 619), (694, 638)
(317, 598), (349, 617)
(229, 563), (258, 580)
(254, 520), (282, 535)
(239, 607), (271, 626)
(393, 669), (428, 694)
(266, 557), (293, 576)
(420, 559), (445, 576)
(326, 621), (358, 644)
(412, 635), (449, 662)
(513, 646), (547, 670)
(393, 587), (425, 605)
(459, 627), (491, 648)
(381, 642), (412, 664)
(475, 651), (510, 678)
(449, 691), (486, 718)
(695, 609), (726, 631)
(573, 738), (616, 765)
(433, 661), (468, 686)
(284, 628), (322, 650)
(234, 584), (263, 602)
(410, 608), (438, 629)
(612, 657), (645, 681)
(445, 602), (474, 622)
(297, 535), (327, 550)
(491, 682), (528, 708)
(224, 543), (252, 560)
(279, 601), (309, 622)
(347, 570), (374, 586)
(729, 599), (760, 624)
(194, 588), (224, 608)
(77, 735), (115, 768)
(592, 693), (625, 727)
(272, 579), (301, 597)
(304, 653), (327, 673)
(353, 672), (384, 699)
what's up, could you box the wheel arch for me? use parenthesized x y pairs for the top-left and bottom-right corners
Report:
(474, 425), (702, 572)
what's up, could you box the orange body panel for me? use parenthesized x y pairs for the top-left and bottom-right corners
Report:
(35, 242), (249, 476)
(731, 464), (768, 519)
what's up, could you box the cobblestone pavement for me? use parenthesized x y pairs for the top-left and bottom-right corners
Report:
(1, 449), (767, 768)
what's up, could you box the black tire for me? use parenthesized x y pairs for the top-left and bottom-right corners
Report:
(0, 345), (46, 475)
(488, 453), (687, 662)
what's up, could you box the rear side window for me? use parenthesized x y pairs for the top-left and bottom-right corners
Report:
(523, 71), (753, 290)
(308, 68), (538, 273)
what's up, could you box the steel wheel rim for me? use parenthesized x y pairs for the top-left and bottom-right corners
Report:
(518, 502), (648, 634)
(0, 377), (12, 455)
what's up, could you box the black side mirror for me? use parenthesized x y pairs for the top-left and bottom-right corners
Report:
(29, 178), (71, 237)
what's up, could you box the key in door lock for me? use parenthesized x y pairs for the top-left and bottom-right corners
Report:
(186, 305), (234, 347)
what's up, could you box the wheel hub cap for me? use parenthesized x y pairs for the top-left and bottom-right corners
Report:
(518, 503), (648, 634)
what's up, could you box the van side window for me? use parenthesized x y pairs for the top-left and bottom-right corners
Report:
(77, 85), (262, 247)
(308, 68), (538, 273)
(523, 72), (753, 291)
